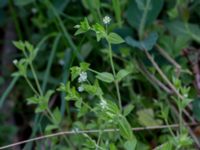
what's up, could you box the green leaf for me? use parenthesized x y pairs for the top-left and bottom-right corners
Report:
(181, 98), (192, 109)
(35, 103), (47, 113)
(124, 139), (137, 150)
(74, 18), (90, 35)
(27, 96), (39, 104)
(53, 107), (62, 124)
(123, 104), (134, 117)
(92, 23), (106, 41)
(65, 86), (82, 102)
(25, 41), (34, 52)
(80, 62), (90, 71)
(82, 83), (103, 96)
(155, 142), (173, 150)
(13, 41), (25, 51)
(81, 0), (100, 10)
(192, 98), (200, 121)
(137, 109), (163, 127)
(125, 0), (164, 29)
(45, 125), (58, 133)
(78, 104), (89, 118)
(118, 117), (134, 140)
(116, 69), (130, 82)
(75, 99), (82, 108)
(96, 72), (114, 83)
(110, 143), (117, 150)
(126, 32), (158, 51)
(14, 0), (35, 6)
(108, 32), (124, 44)
(70, 66), (81, 81)
(166, 21), (200, 43)
(106, 100), (120, 116)
(159, 35), (189, 57)
(44, 90), (54, 103)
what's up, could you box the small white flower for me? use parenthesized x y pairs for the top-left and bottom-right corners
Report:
(78, 86), (84, 92)
(13, 59), (18, 65)
(103, 16), (111, 25)
(100, 99), (107, 109)
(31, 8), (38, 14)
(78, 72), (87, 83)
(58, 59), (65, 66)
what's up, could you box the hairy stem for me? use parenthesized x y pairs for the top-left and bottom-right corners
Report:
(108, 42), (122, 111)
(30, 63), (43, 96)
(24, 76), (40, 96)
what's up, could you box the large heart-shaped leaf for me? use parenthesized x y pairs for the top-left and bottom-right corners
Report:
(192, 98), (200, 121)
(166, 21), (200, 43)
(125, 32), (158, 51)
(125, 0), (164, 29)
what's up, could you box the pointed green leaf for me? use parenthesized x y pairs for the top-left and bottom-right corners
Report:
(118, 117), (134, 140)
(116, 69), (130, 82)
(96, 72), (114, 83)
(124, 139), (137, 150)
(123, 104), (134, 116)
(80, 62), (90, 71)
(13, 41), (25, 51)
(108, 32), (124, 44)
(45, 125), (58, 133)
(53, 107), (62, 124)
(70, 66), (81, 81)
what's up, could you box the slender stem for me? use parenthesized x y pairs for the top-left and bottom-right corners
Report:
(143, 49), (196, 128)
(46, 108), (57, 124)
(164, 118), (176, 138)
(178, 102), (183, 134)
(139, 0), (151, 39)
(42, 34), (61, 92)
(108, 42), (122, 111)
(96, 132), (102, 150)
(156, 44), (181, 70)
(144, 50), (183, 99)
(24, 76), (40, 96)
(22, 47), (42, 96)
(1, 123), (199, 150)
(46, 108), (74, 148)
(82, 101), (93, 111)
(137, 60), (172, 94)
(47, 0), (83, 61)
(171, 105), (200, 148)
(22, 33), (57, 149)
(0, 76), (19, 107)
(88, 68), (100, 74)
(29, 63), (43, 96)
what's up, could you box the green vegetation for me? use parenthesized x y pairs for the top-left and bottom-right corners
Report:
(1, 0), (200, 149)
